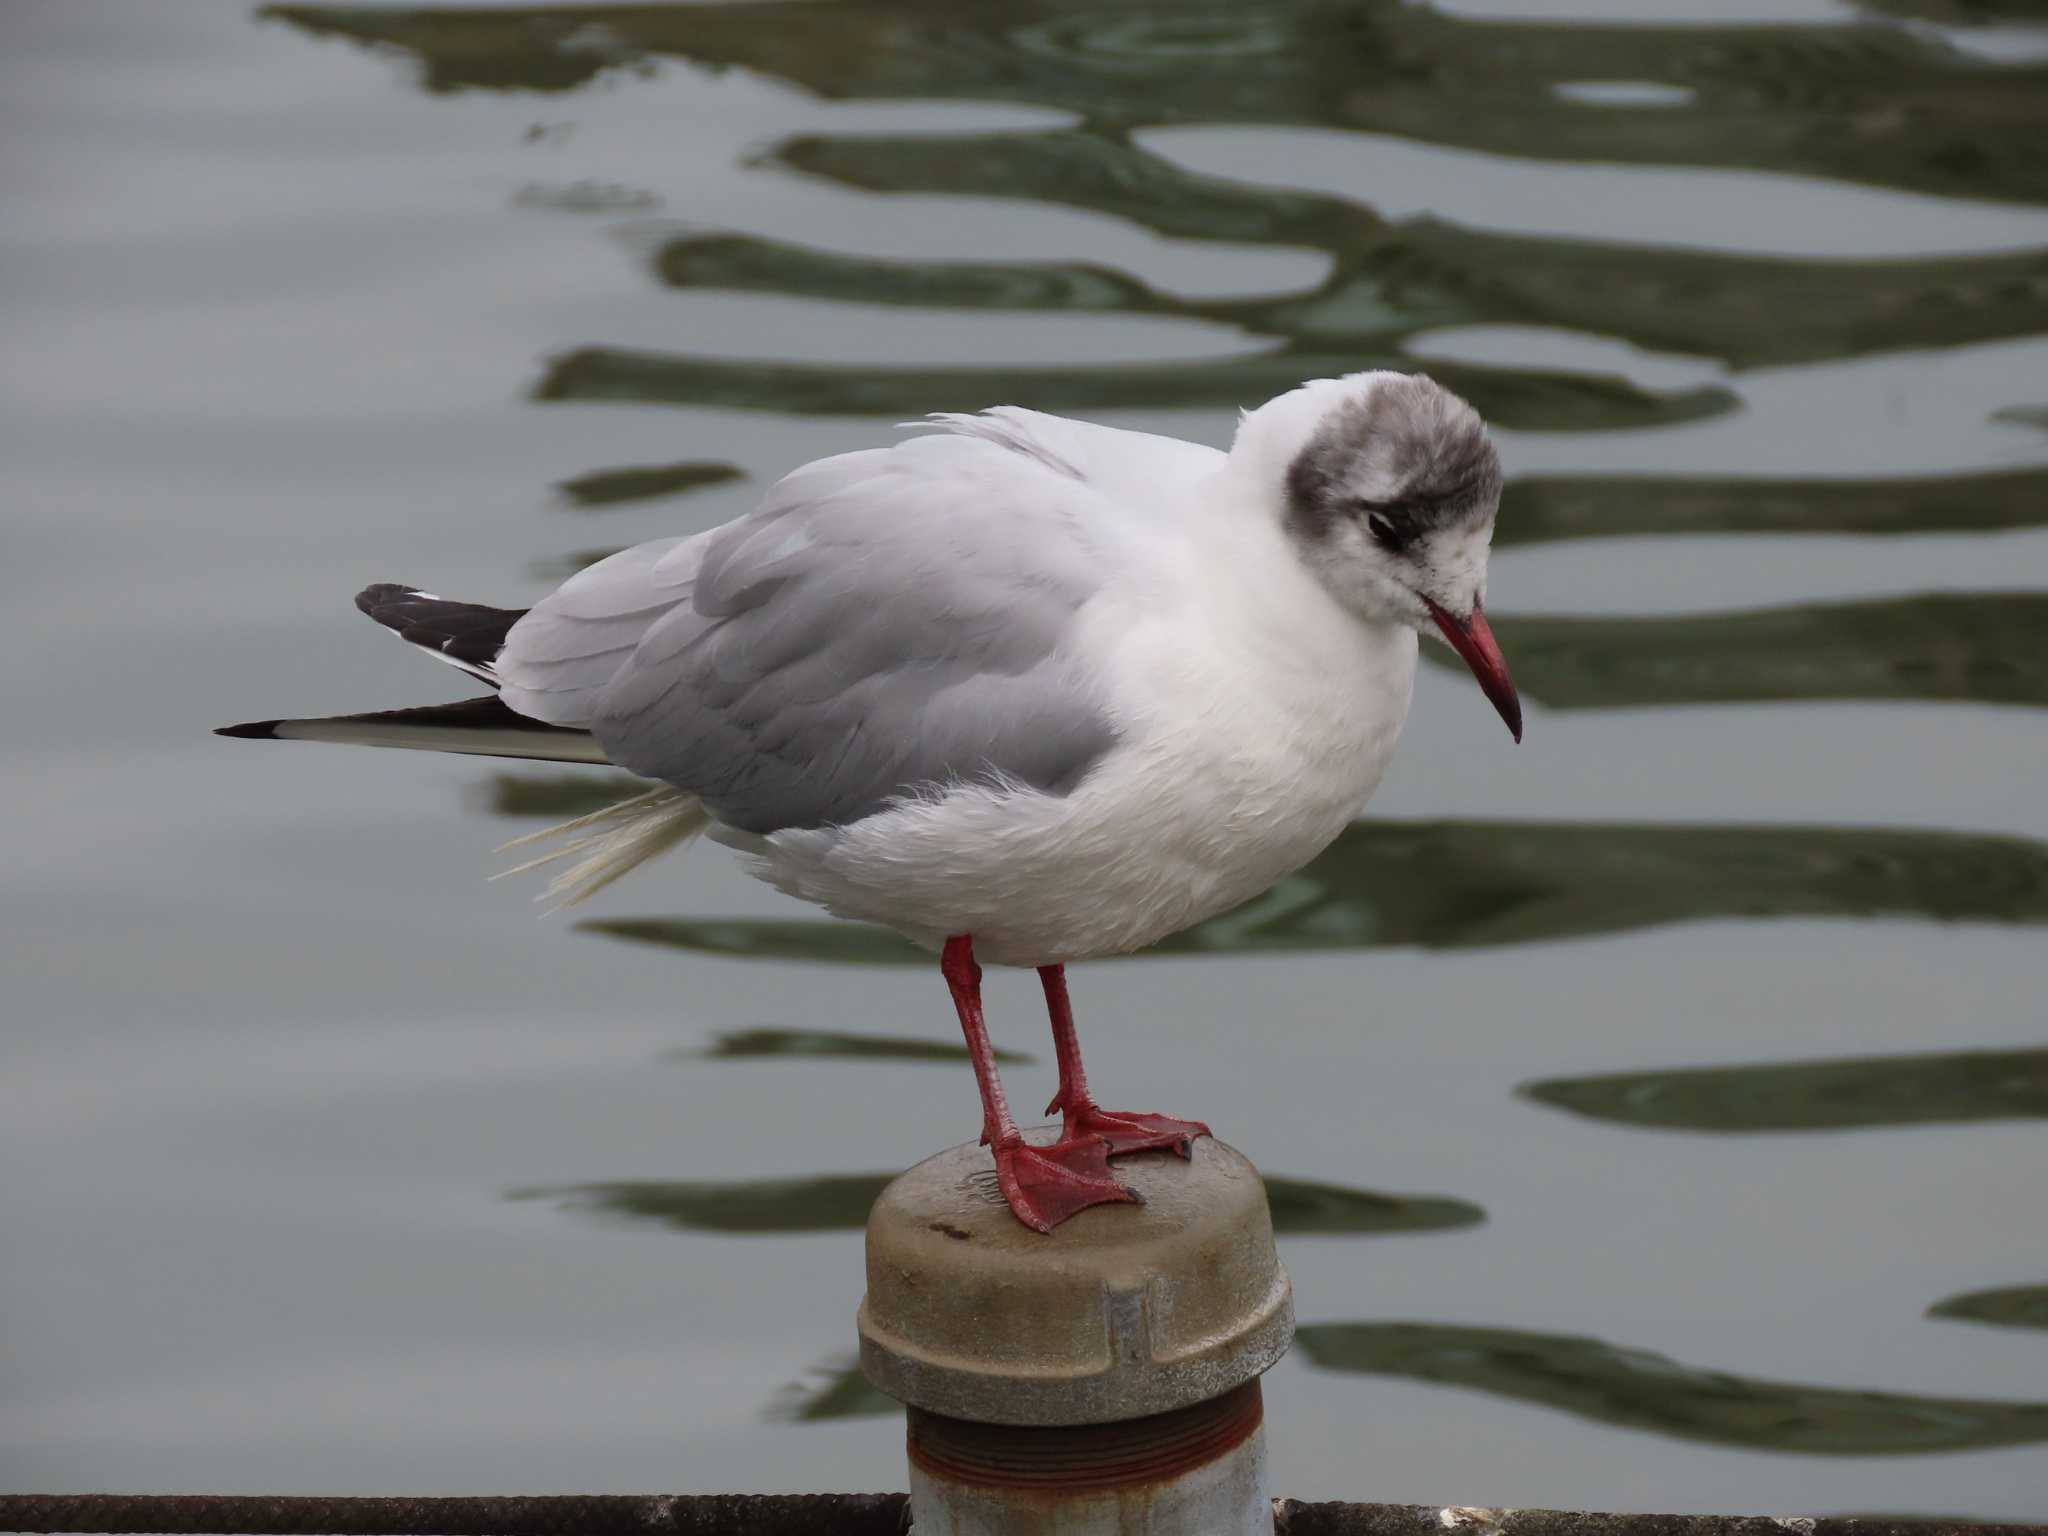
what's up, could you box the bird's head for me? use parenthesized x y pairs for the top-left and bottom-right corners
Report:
(1240, 370), (1520, 742)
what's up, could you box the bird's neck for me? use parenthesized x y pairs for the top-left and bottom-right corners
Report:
(1222, 380), (1354, 513)
(1190, 471), (1415, 690)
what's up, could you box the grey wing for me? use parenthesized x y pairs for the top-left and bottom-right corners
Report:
(496, 535), (699, 727)
(586, 436), (1123, 834)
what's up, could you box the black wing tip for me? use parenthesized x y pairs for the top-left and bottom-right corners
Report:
(215, 719), (284, 740)
(355, 581), (419, 618)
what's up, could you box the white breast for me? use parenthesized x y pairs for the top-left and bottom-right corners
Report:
(729, 492), (1419, 967)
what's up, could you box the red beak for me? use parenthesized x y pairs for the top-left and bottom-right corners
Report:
(1425, 598), (1523, 743)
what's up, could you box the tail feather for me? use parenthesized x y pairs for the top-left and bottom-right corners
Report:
(214, 695), (608, 764)
(493, 785), (709, 907)
(356, 583), (526, 685)
(218, 584), (707, 903)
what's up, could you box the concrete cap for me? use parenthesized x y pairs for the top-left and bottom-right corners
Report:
(858, 1133), (1293, 1426)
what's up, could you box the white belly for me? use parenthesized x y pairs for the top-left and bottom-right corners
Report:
(721, 615), (1418, 968)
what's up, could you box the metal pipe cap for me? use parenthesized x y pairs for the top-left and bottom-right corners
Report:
(858, 1134), (1293, 1426)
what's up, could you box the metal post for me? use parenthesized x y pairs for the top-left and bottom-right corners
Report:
(859, 1135), (1293, 1534)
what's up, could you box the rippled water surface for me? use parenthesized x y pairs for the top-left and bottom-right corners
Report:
(5, 0), (2048, 1516)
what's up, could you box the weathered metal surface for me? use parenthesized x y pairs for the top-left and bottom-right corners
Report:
(912, 1430), (1269, 1535)
(907, 1381), (1272, 1534)
(4, 1494), (2041, 1536)
(0, 1493), (909, 1535)
(1272, 1508), (2041, 1536)
(907, 1380), (1265, 1491)
(858, 1135), (1293, 1426)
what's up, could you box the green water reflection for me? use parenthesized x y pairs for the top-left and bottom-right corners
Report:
(264, 3), (2048, 439)
(1522, 1047), (2048, 1132)
(262, 3), (2048, 205)
(533, 343), (1727, 435)
(643, 205), (2048, 375)
(770, 1357), (896, 1423)
(510, 1175), (887, 1235)
(555, 460), (744, 510)
(1858, 1), (2048, 24)
(1495, 468), (2048, 545)
(1294, 1321), (2048, 1455)
(1929, 1284), (2048, 1332)
(481, 770), (644, 818)
(512, 1173), (1482, 1238)
(684, 1027), (1032, 1066)
(1468, 593), (2048, 712)
(577, 820), (2048, 961)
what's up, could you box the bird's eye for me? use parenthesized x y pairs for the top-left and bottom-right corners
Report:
(1365, 510), (1402, 548)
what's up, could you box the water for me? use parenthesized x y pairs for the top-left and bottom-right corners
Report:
(4, 0), (2047, 1516)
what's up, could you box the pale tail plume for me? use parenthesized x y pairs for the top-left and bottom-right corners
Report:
(494, 784), (709, 907)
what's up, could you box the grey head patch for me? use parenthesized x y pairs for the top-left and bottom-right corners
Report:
(1284, 374), (1503, 555)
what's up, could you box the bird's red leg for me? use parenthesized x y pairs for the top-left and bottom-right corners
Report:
(1039, 963), (1210, 1160)
(941, 936), (1137, 1233)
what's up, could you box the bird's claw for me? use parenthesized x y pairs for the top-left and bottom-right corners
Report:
(992, 1133), (1140, 1233)
(1063, 1106), (1211, 1160)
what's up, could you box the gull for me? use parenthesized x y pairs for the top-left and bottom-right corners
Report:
(220, 370), (1520, 1232)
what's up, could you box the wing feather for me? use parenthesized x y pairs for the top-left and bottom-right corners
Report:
(495, 535), (698, 724)
(577, 427), (1124, 833)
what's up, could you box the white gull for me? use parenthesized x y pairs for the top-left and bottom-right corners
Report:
(221, 369), (1521, 1231)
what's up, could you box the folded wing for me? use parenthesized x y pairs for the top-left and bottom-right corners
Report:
(497, 425), (1127, 835)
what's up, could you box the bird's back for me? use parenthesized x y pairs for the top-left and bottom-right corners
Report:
(495, 411), (1216, 837)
